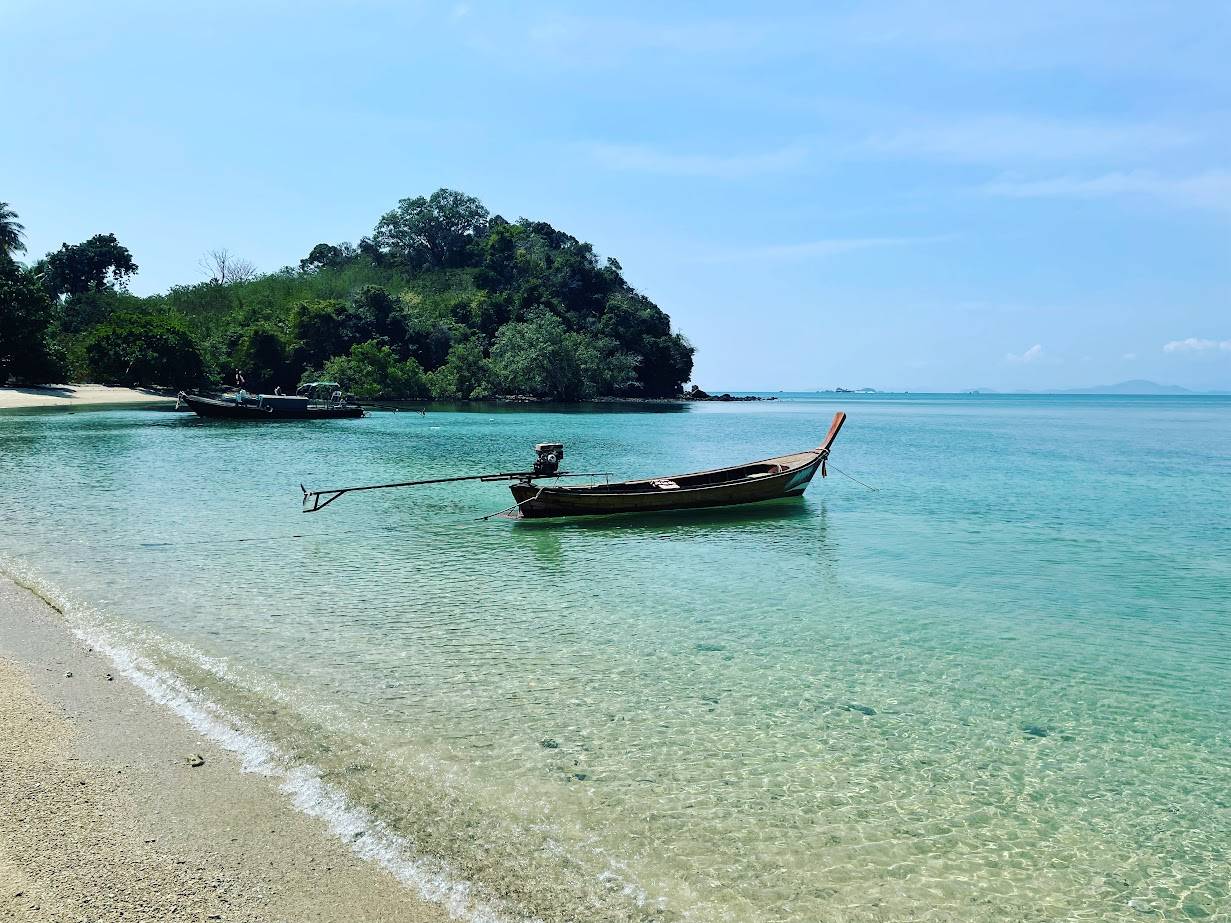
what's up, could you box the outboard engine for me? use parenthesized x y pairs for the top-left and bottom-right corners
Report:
(533, 443), (564, 477)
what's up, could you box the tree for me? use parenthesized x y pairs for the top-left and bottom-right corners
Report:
(426, 338), (492, 400)
(0, 202), (26, 261)
(37, 234), (138, 298)
(299, 242), (357, 272)
(82, 313), (204, 388)
(317, 341), (429, 400)
(575, 336), (640, 397)
(489, 311), (584, 400)
(230, 325), (297, 391)
(0, 260), (65, 383)
(289, 299), (353, 369)
(372, 188), (489, 270)
(200, 248), (258, 285)
(597, 292), (693, 396)
(350, 285), (404, 345)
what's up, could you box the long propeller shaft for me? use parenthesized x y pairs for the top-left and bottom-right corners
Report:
(301, 471), (610, 513)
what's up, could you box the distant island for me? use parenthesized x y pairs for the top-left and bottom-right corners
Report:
(1057, 379), (1198, 396)
(0, 191), (694, 401)
(970, 380), (1227, 396)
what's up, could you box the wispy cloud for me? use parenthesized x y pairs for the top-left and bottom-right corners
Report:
(528, 16), (765, 59)
(696, 234), (952, 263)
(1006, 344), (1045, 363)
(826, 1), (1229, 84)
(983, 169), (1231, 213)
(585, 142), (807, 178)
(863, 116), (1193, 166)
(1163, 337), (1231, 353)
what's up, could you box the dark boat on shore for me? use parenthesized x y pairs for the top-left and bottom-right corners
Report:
(300, 411), (847, 520)
(505, 411), (846, 519)
(178, 382), (364, 421)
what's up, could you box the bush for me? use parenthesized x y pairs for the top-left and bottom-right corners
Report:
(228, 324), (299, 392)
(317, 341), (429, 400)
(82, 313), (205, 388)
(0, 260), (66, 383)
(426, 339), (493, 399)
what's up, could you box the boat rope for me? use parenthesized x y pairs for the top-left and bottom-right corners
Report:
(476, 486), (546, 522)
(826, 463), (879, 492)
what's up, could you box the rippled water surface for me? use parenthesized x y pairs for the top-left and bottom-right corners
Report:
(2, 395), (1229, 921)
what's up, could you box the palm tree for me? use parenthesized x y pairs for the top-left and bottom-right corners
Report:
(0, 201), (27, 260)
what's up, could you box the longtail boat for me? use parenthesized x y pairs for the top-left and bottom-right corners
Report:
(179, 382), (364, 421)
(504, 411), (846, 519)
(300, 411), (847, 520)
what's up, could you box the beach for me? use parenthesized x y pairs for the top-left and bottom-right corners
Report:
(0, 576), (447, 923)
(0, 384), (177, 411)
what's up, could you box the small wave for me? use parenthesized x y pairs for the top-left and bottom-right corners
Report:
(1, 561), (537, 923)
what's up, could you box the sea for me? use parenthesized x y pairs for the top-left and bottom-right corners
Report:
(1, 394), (1228, 922)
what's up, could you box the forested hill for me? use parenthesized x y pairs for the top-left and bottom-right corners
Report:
(0, 190), (695, 400)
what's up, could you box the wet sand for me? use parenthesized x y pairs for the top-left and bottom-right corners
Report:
(0, 384), (177, 411)
(0, 576), (450, 923)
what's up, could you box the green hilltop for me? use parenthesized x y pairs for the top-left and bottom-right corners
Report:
(0, 190), (694, 401)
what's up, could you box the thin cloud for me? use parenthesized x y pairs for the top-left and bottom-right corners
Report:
(1163, 337), (1231, 353)
(983, 170), (1231, 213)
(528, 16), (765, 58)
(1006, 344), (1044, 363)
(693, 234), (953, 263)
(864, 116), (1193, 165)
(585, 142), (807, 178)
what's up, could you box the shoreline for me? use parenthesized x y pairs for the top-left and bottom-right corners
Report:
(0, 575), (452, 923)
(0, 384), (178, 411)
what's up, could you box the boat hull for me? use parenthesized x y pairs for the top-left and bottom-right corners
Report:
(179, 393), (364, 420)
(508, 452), (823, 519)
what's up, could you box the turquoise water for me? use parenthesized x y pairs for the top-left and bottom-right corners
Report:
(1, 395), (1228, 921)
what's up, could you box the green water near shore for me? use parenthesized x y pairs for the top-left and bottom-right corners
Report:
(1, 395), (1228, 921)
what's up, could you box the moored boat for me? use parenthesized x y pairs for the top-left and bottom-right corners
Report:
(178, 381), (364, 421)
(504, 411), (846, 519)
(300, 411), (847, 519)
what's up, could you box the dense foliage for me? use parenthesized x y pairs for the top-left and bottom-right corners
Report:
(0, 191), (695, 399)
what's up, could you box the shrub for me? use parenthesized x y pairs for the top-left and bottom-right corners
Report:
(82, 313), (205, 388)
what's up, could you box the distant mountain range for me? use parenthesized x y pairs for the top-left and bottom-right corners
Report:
(969, 379), (1230, 396)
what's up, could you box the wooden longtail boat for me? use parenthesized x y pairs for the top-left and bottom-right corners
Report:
(299, 411), (847, 519)
(178, 382), (364, 421)
(504, 411), (846, 519)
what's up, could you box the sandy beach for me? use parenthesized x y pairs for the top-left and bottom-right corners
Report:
(0, 384), (178, 411)
(0, 576), (449, 923)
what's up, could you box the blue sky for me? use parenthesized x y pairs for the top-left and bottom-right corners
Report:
(3, 0), (1228, 391)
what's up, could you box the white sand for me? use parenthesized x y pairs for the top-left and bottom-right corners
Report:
(0, 576), (449, 922)
(0, 384), (178, 410)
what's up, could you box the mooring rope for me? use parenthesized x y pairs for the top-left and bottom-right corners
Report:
(476, 486), (547, 522)
(826, 463), (880, 492)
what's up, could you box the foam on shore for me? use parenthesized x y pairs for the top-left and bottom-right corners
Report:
(2, 563), (531, 923)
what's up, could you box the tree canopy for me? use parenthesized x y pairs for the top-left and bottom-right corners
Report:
(2, 190), (695, 398)
(37, 233), (138, 298)
(371, 188), (491, 271)
(0, 202), (26, 261)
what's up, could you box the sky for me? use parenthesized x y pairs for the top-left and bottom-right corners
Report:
(2, 0), (1228, 391)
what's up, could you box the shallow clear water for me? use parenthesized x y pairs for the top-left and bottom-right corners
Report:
(1, 395), (1228, 922)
